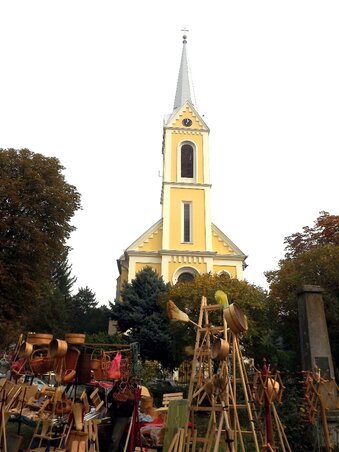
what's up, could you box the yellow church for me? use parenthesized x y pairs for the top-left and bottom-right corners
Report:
(116, 35), (246, 295)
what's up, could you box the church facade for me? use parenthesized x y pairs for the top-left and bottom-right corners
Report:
(116, 36), (246, 295)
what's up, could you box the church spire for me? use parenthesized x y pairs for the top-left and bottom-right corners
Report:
(173, 33), (196, 111)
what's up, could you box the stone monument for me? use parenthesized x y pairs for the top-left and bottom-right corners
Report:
(297, 284), (334, 378)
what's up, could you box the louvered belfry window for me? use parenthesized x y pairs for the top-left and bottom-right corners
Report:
(181, 144), (194, 178)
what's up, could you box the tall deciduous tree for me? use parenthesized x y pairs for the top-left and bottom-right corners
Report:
(0, 148), (81, 345)
(265, 212), (339, 371)
(283, 211), (339, 259)
(110, 267), (175, 367)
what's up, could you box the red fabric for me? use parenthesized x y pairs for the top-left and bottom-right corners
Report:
(140, 416), (164, 428)
(107, 351), (122, 379)
(11, 358), (25, 372)
(128, 387), (142, 452)
(11, 358), (26, 381)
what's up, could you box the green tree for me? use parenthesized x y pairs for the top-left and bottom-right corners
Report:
(110, 267), (175, 367)
(24, 250), (77, 337)
(53, 249), (77, 300)
(163, 273), (275, 366)
(283, 211), (339, 259)
(24, 289), (68, 338)
(67, 286), (98, 333)
(265, 212), (339, 371)
(0, 148), (81, 346)
(84, 304), (112, 335)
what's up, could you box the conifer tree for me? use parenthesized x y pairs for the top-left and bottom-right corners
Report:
(110, 267), (176, 367)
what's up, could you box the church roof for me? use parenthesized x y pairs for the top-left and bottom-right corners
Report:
(173, 34), (196, 111)
(124, 219), (163, 252)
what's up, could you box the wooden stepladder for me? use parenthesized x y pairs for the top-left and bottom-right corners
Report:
(186, 296), (262, 452)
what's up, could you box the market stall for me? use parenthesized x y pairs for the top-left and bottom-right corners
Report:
(0, 333), (153, 452)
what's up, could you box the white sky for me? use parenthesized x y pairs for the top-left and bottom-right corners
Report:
(1, 1), (338, 305)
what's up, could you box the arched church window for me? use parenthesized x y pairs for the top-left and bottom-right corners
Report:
(177, 272), (195, 283)
(173, 266), (199, 284)
(218, 270), (231, 278)
(181, 144), (194, 178)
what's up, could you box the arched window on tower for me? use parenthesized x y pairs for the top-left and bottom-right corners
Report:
(181, 144), (194, 178)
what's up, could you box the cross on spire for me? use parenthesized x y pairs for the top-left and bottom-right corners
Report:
(181, 28), (189, 43)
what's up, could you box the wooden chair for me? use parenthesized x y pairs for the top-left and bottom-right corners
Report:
(27, 418), (72, 451)
(89, 388), (104, 411)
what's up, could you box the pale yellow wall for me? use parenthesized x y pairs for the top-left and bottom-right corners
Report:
(212, 265), (237, 278)
(136, 229), (163, 252)
(169, 187), (206, 250)
(135, 262), (161, 276)
(119, 269), (129, 292)
(212, 233), (234, 254)
(172, 109), (204, 130)
(117, 101), (246, 295)
(121, 269), (128, 283)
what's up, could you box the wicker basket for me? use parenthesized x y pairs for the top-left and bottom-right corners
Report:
(42, 357), (55, 373)
(64, 333), (86, 344)
(29, 349), (49, 375)
(18, 341), (33, 358)
(92, 352), (110, 381)
(90, 358), (101, 370)
(90, 349), (102, 370)
(49, 339), (68, 358)
(27, 333), (53, 345)
(30, 357), (45, 375)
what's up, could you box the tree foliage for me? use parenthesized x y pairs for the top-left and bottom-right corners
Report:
(162, 273), (275, 366)
(283, 211), (339, 259)
(110, 267), (175, 367)
(25, 289), (69, 338)
(53, 249), (77, 300)
(67, 286), (111, 334)
(0, 148), (81, 345)
(110, 269), (279, 369)
(24, 250), (76, 338)
(265, 212), (339, 371)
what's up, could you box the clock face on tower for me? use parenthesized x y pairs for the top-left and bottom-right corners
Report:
(182, 118), (192, 127)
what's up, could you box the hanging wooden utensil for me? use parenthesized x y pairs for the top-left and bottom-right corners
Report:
(223, 303), (248, 334)
(167, 300), (200, 328)
(211, 338), (230, 361)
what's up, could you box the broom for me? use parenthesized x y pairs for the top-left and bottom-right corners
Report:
(167, 301), (200, 328)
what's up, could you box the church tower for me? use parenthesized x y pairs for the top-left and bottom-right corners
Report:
(116, 35), (246, 295)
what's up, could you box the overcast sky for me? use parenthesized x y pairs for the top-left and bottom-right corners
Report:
(1, 1), (338, 305)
